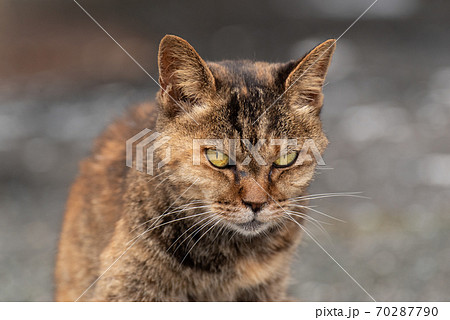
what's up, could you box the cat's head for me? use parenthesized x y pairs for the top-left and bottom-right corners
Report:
(154, 35), (335, 236)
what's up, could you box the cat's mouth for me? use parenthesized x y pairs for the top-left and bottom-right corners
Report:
(235, 219), (267, 233)
(211, 203), (278, 235)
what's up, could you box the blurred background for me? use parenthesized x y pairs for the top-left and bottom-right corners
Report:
(1, 0), (449, 301)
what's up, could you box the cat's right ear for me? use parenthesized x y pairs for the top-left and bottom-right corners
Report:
(158, 35), (216, 116)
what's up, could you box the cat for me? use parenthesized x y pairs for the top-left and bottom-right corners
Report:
(54, 35), (335, 301)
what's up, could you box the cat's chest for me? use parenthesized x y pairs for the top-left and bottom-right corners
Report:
(179, 251), (287, 300)
(233, 253), (286, 288)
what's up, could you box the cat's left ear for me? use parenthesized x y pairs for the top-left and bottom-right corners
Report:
(158, 35), (216, 115)
(284, 39), (336, 114)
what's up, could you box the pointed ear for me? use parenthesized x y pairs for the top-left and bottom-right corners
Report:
(284, 39), (336, 114)
(158, 35), (215, 113)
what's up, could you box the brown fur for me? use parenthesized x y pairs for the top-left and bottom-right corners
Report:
(55, 35), (335, 301)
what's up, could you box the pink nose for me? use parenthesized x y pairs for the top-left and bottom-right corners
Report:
(240, 179), (268, 213)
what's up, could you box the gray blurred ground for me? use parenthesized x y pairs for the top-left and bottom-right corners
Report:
(0, 0), (449, 301)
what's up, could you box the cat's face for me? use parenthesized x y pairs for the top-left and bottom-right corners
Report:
(154, 35), (335, 236)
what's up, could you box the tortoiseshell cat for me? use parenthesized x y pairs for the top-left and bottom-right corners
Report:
(55, 35), (335, 301)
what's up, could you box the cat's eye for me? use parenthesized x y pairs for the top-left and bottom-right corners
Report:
(205, 149), (230, 168)
(273, 151), (298, 168)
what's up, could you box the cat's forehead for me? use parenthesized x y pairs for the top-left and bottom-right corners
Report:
(205, 61), (300, 139)
(208, 60), (282, 89)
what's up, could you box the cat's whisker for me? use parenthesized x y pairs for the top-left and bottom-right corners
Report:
(180, 217), (223, 265)
(155, 174), (172, 188)
(288, 204), (345, 223)
(285, 211), (332, 242)
(128, 212), (213, 246)
(285, 210), (331, 237)
(140, 177), (201, 229)
(289, 192), (368, 202)
(130, 201), (207, 233)
(183, 214), (219, 248)
(149, 204), (210, 223)
(158, 205), (210, 217)
(291, 204), (318, 208)
(175, 216), (218, 255)
(279, 217), (289, 233)
(167, 213), (216, 253)
(161, 201), (205, 216)
(137, 200), (193, 232)
(174, 216), (218, 253)
(290, 191), (363, 199)
(291, 195), (369, 203)
(283, 212), (376, 301)
(283, 213), (319, 241)
(158, 199), (204, 213)
(284, 212), (333, 246)
(162, 199), (205, 211)
(210, 220), (227, 244)
(228, 227), (239, 242)
(155, 171), (180, 188)
(126, 211), (213, 245)
(260, 228), (269, 239)
(272, 217), (284, 233)
(144, 170), (169, 183)
(285, 210), (331, 226)
(221, 223), (229, 237)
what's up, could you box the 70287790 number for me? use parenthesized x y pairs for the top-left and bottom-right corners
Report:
(376, 307), (438, 317)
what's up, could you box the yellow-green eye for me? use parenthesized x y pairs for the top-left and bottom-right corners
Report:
(205, 149), (229, 168)
(273, 151), (298, 168)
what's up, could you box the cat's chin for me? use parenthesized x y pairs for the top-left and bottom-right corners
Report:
(228, 219), (272, 237)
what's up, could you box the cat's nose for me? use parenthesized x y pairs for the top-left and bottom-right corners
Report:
(240, 178), (268, 214)
(243, 201), (266, 214)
